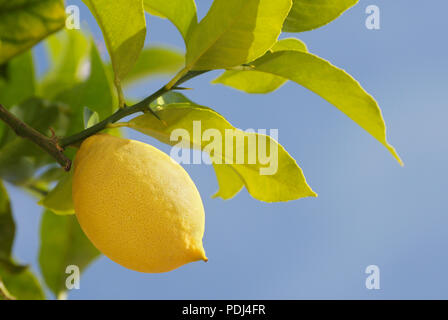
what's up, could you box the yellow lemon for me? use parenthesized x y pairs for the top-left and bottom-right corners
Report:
(72, 134), (207, 273)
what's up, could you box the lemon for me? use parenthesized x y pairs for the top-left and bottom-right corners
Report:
(72, 134), (207, 273)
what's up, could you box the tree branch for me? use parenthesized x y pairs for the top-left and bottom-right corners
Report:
(0, 70), (209, 171)
(0, 104), (71, 171)
(60, 70), (209, 148)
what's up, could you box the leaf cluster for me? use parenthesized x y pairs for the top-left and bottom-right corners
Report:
(0, 0), (401, 299)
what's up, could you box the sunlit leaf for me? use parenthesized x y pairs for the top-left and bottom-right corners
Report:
(283, 0), (358, 32)
(0, 0), (66, 64)
(212, 164), (244, 200)
(39, 30), (90, 99)
(212, 38), (307, 94)
(250, 50), (402, 164)
(39, 210), (99, 298)
(126, 98), (316, 202)
(123, 47), (184, 85)
(39, 170), (74, 215)
(55, 40), (115, 136)
(82, 0), (146, 105)
(185, 0), (292, 70)
(143, 0), (197, 42)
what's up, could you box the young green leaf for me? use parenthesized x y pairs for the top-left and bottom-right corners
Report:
(143, 0), (197, 42)
(39, 210), (100, 298)
(126, 101), (317, 202)
(250, 50), (402, 164)
(185, 0), (292, 70)
(0, 0), (66, 64)
(212, 38), (307, 94)
(0, 51), (35, 108)
(39, 170), (74, 215)
(123, 47), (184, 85)
(82, 0), (146, 106)
(39, 30), (90, 99)
(283, 0), (358, 33)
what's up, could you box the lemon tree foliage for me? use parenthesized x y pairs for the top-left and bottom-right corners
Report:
(0, 182), (16, 269)
(283, 0), (358, 32)
(0, 0), (402, 299)
(0, 0), (66, 64)
(39, 31), (90, 99)
(212, 38), (308, 94)
(0, 51), (35, 108)
(125, 94), (317, 202)
(0, 266), (45, 300)
(82, 0), (146, 106)
(39, 210), (99, 298)
(185, 0), (292, 70)
(251, 51), (402, 164)
(39, 169), (74, 215)
(0, 98), (69, 185)
(0, 182), (45, 300)
(212, 164), (245, 200)
(123, 47), (184, 85)
(53, 35), (115, 137)
(144, 0), (197, 42)
(213, 39), (402, 164)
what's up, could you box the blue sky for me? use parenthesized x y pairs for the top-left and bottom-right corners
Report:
(7, 0), (448, 299)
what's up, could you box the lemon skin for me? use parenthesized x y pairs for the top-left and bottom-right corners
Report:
(72, 134), (207, 273)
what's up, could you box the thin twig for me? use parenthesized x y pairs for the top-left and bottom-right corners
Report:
(60, 70), (209, 148)
(0, 104), (71, 171)
(0, 70), (209, 170)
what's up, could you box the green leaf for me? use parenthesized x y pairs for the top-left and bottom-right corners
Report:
(0, 181), (14, 262)
(0, 267), (45, 300)
(123, 47), (184, 85)
(39, 170), (74, 215)
(126, 99), (317, 202)
(83, 107), (100, 129)
(55, 40), (115, 136)
(82, 0), (146, 105)
(250, 50), (402, 164)
(212, 164), (244, 200)
(143, 0), (197, 42)
(0, 98), (69, 184)
(185, 0), (292, 70)
(283, 0), (358, 33)
(39, 30), (90, 99)
(212, 38), (307, 94)
(0, 181), (45, 300)
(0, 0), (66, 64)
(0, 51), (35, 108)
(39, 210), (100, 298)
(0, 279), (15, 300)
